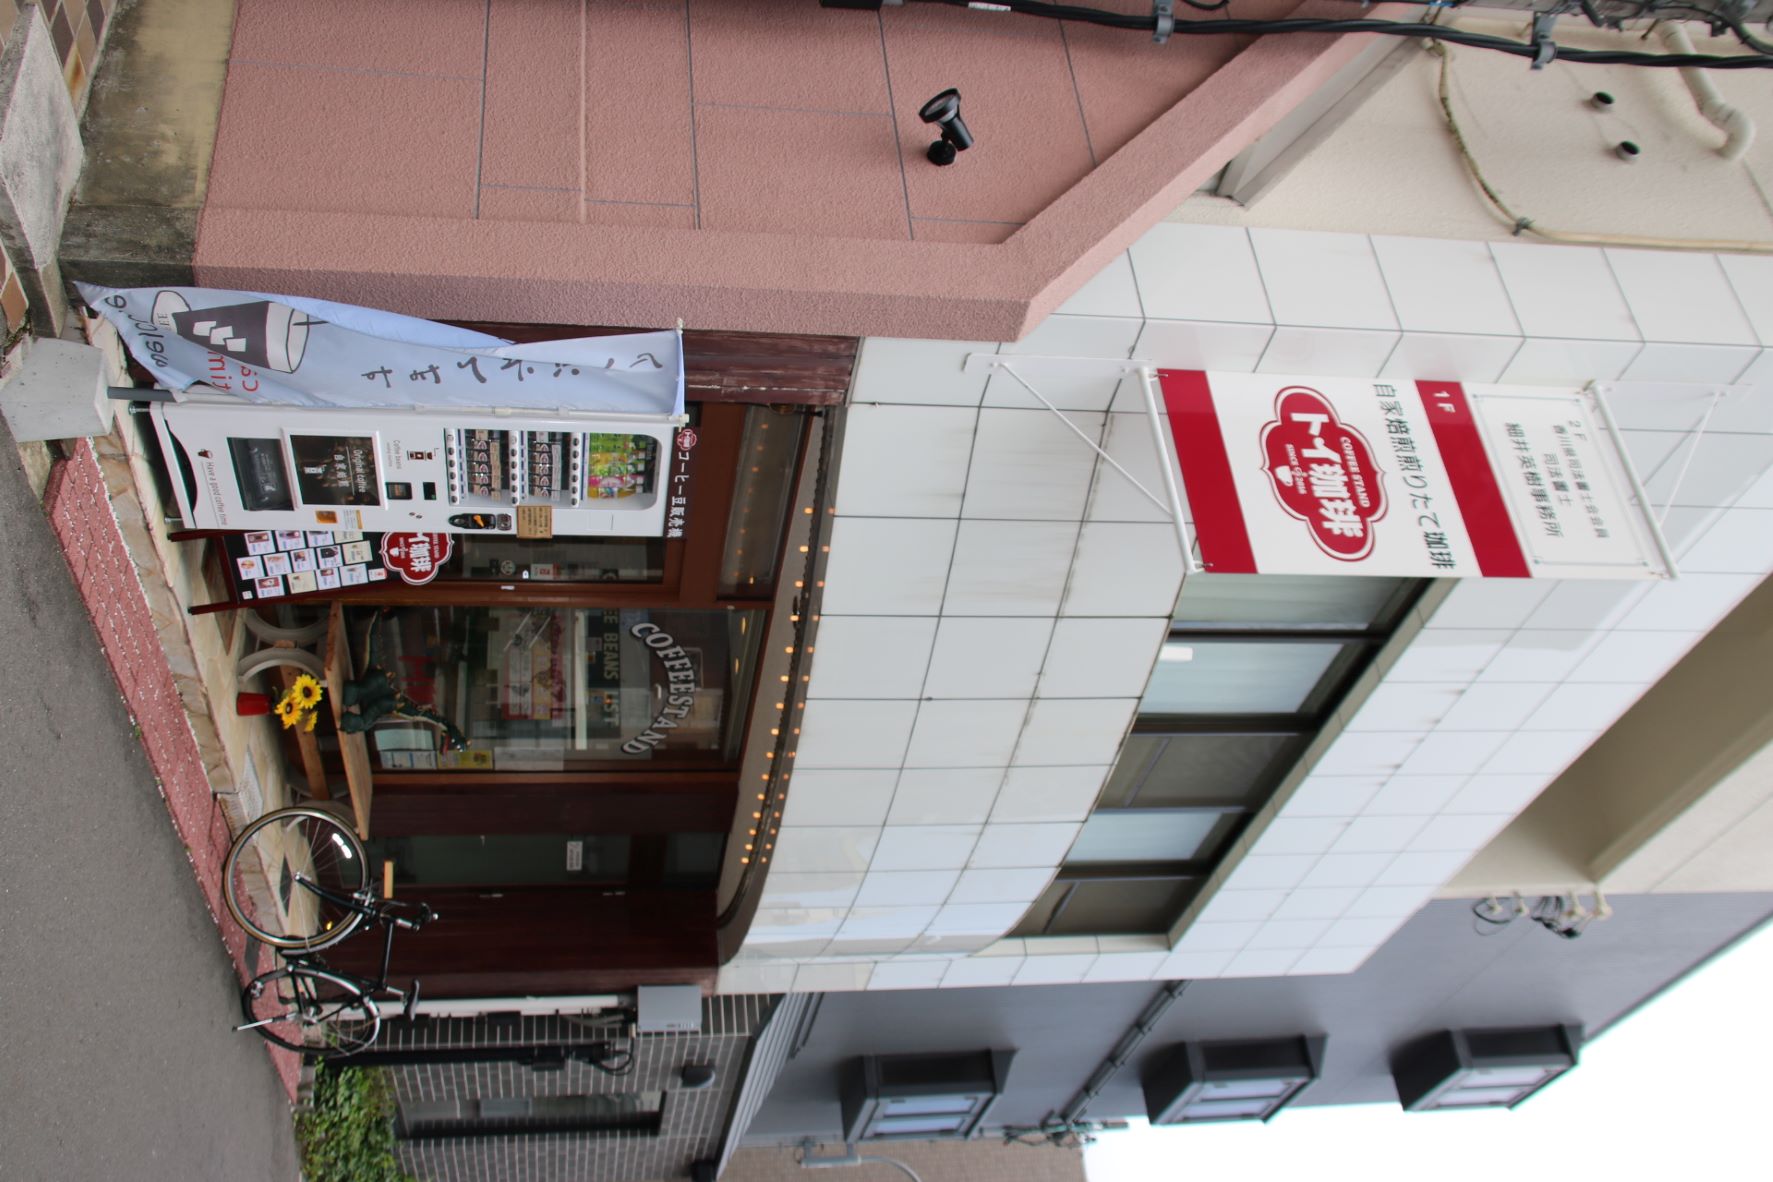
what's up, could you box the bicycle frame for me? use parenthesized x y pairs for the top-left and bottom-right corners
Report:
(283, 882), (432, 1016)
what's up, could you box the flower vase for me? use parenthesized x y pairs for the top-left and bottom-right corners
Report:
(235, 692), (273, 716)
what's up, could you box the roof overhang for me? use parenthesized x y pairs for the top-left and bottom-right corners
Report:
(192, 5), (1403, 342)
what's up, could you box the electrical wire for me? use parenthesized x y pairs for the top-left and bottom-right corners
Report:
(908, 0), (1773, 68)
(586, 1044), (636, 1075)
(1428, 36), (1773, 253)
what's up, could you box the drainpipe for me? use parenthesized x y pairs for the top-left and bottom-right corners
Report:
(1660, 23), (1755, 162)
(798, 1143), (925, 1182)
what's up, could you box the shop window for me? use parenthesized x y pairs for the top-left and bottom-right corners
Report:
(363, 605), (764, 770)
(1173, 573), (1413, 630)
(400, 1091), (664, 1140)
(1143, 1036), (1325, 1124)
(840, 1051), (1014, 1142)
(1392, 1026), (1581, 1112)
(1105, 733), (1303, 809)
(718, 407), (803, 597)
(1016, 576), (1425, 941)
(1142, 639), (1355, 716)
(1067, 810), (1235, 864)
(1014, 877), (1201, 938)
(450, 536), (664, 583)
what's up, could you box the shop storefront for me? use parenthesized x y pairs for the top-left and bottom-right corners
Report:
(124, 314), (853, 996)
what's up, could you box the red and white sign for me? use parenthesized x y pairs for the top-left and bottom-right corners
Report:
(380, 532), (454, 585)
(1161, 371), (1669, 580)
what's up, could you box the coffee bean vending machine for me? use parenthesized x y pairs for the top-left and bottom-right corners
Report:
(149, 394), (680, 540)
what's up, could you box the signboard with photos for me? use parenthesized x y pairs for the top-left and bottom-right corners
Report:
(221, 530), (455, 603)
(1159, 371), (1673, 581)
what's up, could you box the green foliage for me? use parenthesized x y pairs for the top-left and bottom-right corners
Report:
(296, 1063), (417, 1182)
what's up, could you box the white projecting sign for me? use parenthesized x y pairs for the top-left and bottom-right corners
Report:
(1160, 371), (1671, 580)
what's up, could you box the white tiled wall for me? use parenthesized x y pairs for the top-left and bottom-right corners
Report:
(718, 226), (1773, 996)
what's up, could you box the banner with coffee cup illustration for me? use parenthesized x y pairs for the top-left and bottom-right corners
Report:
(79, 284), (683, 417)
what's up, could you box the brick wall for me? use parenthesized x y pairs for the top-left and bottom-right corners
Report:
(723, 1140), (1088, 1182)
(0, 0), (116, 338)
(0, 0), (113, 110)
(389, 996), (784, 1182)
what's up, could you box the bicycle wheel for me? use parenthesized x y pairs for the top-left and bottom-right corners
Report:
(223, 806), (370, 951)
(239, 965), (382, 1057)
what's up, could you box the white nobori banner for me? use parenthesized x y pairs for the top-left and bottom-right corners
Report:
(1159, 371), (1672, 580)
(79, 284), (684, 417)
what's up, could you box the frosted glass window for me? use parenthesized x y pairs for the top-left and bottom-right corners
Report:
(1463, 1065), (1553, 1088)
(1200, 1078), (1295, 1100)
(1142, 641), (1342, 715)
(1434, 1086), (1529, 1107)
(1174, 574), (1408, 629)
(874, 1115), (972, 1135)
(882, 1096), (980, 1117)
(1180, 1097), (1277, 1119)
(1068, 811), (1223, 863)
(1012, 877), (1201, 937)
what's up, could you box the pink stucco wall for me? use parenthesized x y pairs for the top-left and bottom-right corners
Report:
(197, 0), (1384, 338)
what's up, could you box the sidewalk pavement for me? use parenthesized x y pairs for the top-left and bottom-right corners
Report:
(38, 431), (301, 1100)
(0, 420), (302, 1181)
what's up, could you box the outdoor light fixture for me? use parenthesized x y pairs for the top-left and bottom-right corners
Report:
(840, 1050), (1014, 1141)
(1143, 1036), (1325, 1124)
(919, 88), (974, 166)
(1391, 1025), (1581, 1112)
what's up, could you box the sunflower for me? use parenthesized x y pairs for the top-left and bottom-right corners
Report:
(290, 674), (324, 711)
(276, 696), (302, 729)
(304, 710), (319, 733)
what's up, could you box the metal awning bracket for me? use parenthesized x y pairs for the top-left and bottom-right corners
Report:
(963, 352), (1154, 377)
(963, 353), (1202, 571)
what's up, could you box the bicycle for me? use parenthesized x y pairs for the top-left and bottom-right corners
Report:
(223, 805), (437, 1057)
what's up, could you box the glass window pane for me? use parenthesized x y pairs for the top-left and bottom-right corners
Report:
(1141, 641), (1343, 715)
(453, 536), (663, 583)
(1131, 733), (1298, 808)
(873, 1114), (970, 1135)
(1434, 1086), (1527, 1107)
(1069, 812), (1222, 863)
(1012, 878), (1199, 937)
(719, 407), (804, 596)
(1058, 879), (1200, 934)
(1012, 881), (1071, 937)
(882, 1096), (980, 1117)
(1180, 1097), (1274, 1119)
(1174, 574), (1408, 629)
(1462, 1065), (1552, 1088)
(364, 605), (764, 769)
(1201, 1078), (1294, 1100)
(1101, 736), (1162, 808)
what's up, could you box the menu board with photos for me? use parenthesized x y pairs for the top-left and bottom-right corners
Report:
(223, 528), (389, 602)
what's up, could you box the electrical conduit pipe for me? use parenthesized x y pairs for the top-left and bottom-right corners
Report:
(1660, 22), (1755, 162)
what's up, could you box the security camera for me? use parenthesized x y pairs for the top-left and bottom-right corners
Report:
(919, 88), (973, 166)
